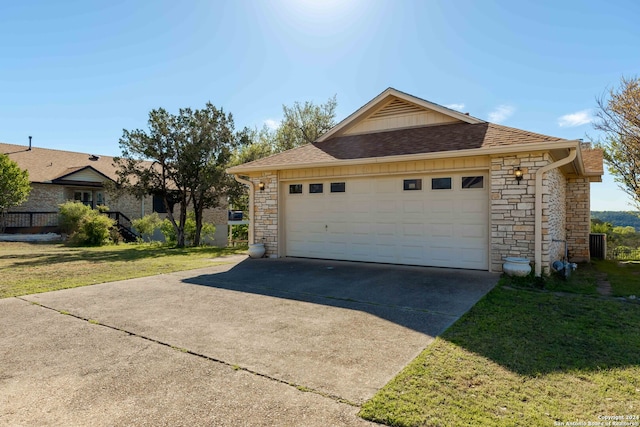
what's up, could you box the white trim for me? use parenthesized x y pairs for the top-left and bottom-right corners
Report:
(317, 88), (484, 142)
(227, 140), (581, 174)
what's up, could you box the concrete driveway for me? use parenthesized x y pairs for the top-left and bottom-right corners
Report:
(1, 256), (497, 426)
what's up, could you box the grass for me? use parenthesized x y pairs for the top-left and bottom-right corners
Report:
(0, 241), (247, 299)
(499, 262), (599, 295)
(593, 259), (640, 297)
(360, 274), (640, 426)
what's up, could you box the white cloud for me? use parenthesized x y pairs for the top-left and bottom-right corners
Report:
(445, 103), (465, 111)
(488, 105), (515, 123)
(558, 110), (593, 127)
(264, 119), (279, 130)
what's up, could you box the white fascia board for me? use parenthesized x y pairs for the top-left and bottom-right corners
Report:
(227, 140), (582, 174)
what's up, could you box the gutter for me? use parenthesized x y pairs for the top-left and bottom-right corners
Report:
(233, 175), (255, 245)
(534, 148), (577, 276)
(227, 140), (582, 174)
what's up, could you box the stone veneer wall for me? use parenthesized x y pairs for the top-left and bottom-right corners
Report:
(545, 168), (567, 268)
(251, 172), (278, 257)
(566, 177), (591, 262)
(490, 153), (551, 273)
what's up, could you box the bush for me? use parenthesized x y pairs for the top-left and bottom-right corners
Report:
(58, 201), (115, 246)
(73, 213), (115, 246)
(132, 213), (163, 242)
(160, 212), (216, 246)
(59, 202), (93, 234)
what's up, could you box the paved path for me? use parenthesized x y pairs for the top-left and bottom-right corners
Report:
(1, 256), (497, 426)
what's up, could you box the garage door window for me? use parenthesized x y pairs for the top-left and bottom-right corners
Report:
(462, 176), (484, 189)
(403, 179), (422, 190)
(431, 177), (452, 190)
(330, 182), (346, 193)
(309, 183), (323, 193)
(289, 184), (303, 194)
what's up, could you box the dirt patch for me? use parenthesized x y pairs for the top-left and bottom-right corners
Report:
(595, 272), (612, 296)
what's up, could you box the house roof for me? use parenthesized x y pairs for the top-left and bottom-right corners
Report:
(229, 122), (587, 172)
(228, 87), (604, 178)
(0, 142), (121, 183)
(581, 147), (604, 176)
(317, 87), (484, 141)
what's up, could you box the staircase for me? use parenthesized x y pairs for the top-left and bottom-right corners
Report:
(105, 211), (140, 243)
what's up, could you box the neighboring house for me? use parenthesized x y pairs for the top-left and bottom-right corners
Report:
(228, 88), (604, 275)
(1, 142), (228, 245)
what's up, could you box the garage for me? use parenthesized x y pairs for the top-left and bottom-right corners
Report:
(283, 172), (489, 270)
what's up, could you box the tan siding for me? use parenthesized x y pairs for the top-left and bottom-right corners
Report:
(59, 169), (106, 183)
(277, 156), (490, 181)
(344, 111), (460, 135)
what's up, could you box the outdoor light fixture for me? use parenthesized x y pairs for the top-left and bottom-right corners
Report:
(258, 182), (265, 191)
(514, 167), (523, 184)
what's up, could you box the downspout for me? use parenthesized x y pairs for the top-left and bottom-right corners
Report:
(534, 148), (577, 276)
(233, 175), (255, 245)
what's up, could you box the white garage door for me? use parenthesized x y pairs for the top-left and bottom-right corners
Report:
(284, 173), (488, 270)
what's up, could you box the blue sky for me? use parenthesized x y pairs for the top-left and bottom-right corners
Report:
(1, 0), (638, 210)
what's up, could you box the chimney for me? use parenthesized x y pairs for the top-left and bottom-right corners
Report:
(28, 136), (32, 151)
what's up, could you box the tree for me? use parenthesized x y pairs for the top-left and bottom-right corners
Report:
(593, 76), (640, 207)
(114, 103), (238, 247)
(227, 95), (339, 216)
(227, 125), (275, 212)
(274, 95), (337, 151)
(0, 154), (31, 232)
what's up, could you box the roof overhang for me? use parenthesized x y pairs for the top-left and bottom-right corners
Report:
(228, 140), (584, 174)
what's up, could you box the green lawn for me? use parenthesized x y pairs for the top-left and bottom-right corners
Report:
(360, 269), (640, 426)
(593, 259), (640, 297)
(0, 242), (247, 299)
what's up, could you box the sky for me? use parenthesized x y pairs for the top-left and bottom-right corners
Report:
(1, 0), (639, 211)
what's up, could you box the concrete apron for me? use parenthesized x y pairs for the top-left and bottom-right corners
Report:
(2, 257), (497, 426)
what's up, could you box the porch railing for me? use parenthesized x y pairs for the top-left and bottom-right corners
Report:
(1, 211), (59, 229)
(2, 211), (139, 242)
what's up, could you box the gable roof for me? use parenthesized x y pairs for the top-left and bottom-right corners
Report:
(228, 88), (603, 179)
(52, 165), (115, 183)
(0, 142), (121, 184)
(229, 122), (579, 173)
(318, 87), (484, 141)
(581, 147), (604, 176)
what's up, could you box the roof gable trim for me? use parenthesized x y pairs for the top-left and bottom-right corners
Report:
(51, 165), (114, 184)
(317, 87), (485, 142)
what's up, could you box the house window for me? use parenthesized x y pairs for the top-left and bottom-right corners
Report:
(431, 178), (452, 190)
(462, 176), (484, 189)
(403, 179), (422, 191)
(289, 184), (303, 194)
(309, 183), (323, 194)
(153, 194), (167, 213)
(96, 192), (104, 205)
(330, 182), (346, 193)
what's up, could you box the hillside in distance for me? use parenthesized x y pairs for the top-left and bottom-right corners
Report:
(591, 211), (640, 229)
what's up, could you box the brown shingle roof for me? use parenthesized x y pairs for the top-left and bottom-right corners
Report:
(0, 143), (121, 183)
(231, 122), (569, 171)
(582, 147), (604, 175)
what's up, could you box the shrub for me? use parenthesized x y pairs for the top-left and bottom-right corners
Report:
(160, 218), (177, 244)
(59, 201), (93, 234)
(132, 213), (163, 242)
(58, 201), (115, 246)
(72, 213), (115, 246)
(160, 212), (216, 246)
